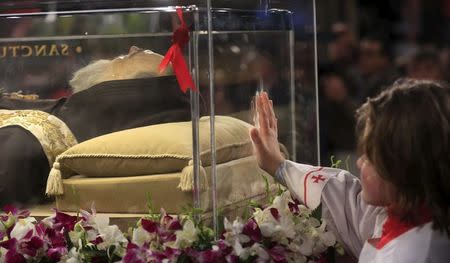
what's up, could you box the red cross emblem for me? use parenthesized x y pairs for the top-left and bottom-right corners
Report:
(312, 174), (326, 183)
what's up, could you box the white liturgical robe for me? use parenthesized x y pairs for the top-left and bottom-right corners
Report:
(275, 160), (450, 263)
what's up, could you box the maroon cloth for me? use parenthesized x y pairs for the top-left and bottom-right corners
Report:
(0, 126), (50, 206)
(56, 76), (193, 142)
(0, 96), (65, 113)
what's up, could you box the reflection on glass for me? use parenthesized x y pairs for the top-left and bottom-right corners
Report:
(0, 3), (318, 239)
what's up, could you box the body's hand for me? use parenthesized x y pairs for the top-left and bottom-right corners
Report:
(250, 92), (285, 176)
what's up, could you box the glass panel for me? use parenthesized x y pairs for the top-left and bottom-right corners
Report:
(202, 1), (319, 232)
(0, 5), (206, 217)
(0, 1), (318, 236)
(0, 7), (197, 98)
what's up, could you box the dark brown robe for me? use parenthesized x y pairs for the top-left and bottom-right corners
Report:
(0, 76), (195, 205)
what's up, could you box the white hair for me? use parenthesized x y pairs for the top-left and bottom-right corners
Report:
(69, 59), (112, 94)
(69, 51), (167, 94)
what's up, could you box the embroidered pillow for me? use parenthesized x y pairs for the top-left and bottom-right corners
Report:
(46, 116), (253, 194)
(0, 110), (77, 165)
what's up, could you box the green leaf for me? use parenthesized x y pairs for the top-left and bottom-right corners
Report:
(177, 254), (191, 263)
(35, 258), (53, 263)
(180, 204), (204, 227)
(216, 206), (226, 235)
(330, 155), (342, 169)
(330, 155), (351, 171)
(311, 204), (322, 219)
(145, 193), (161, 221)
(241, 204), (253, 221)
(249, 200), (259, 209)
(241, 256), (258, 263)
(259, 172), (271, 204)
(326, 246), (336, 263)
(71, 185), (81, 211)
(277, 184), (285, 196)
(345, 155), (350, 171)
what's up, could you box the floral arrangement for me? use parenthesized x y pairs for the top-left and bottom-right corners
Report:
(0, 191), (341, 263)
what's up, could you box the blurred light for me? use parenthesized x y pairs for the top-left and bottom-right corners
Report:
(230, 45), (240, 53)
(45, 12), (57, 23)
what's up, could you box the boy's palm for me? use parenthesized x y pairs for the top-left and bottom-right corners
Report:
(250, 92), (285, 176)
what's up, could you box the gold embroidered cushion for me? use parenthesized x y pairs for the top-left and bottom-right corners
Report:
(0, 110), (77, 166)
(54, 115), (253, 178)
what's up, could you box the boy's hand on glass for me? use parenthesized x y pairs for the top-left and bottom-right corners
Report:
(250, 91), (285, 176)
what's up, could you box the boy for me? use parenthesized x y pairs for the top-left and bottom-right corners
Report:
(250, 79), (450, 262)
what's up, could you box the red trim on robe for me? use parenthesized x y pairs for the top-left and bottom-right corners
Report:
(376, 207), (433, 249)
(303, 167), (323, 206)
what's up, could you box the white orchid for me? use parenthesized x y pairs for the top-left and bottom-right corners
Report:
(97, 225), (128, 250)
(69, 208), (128, 259)
(0, 192), (339, 263)
(320, 229), (337, 247)
(0, 247), (7, 262)
(223, 190), (338, 261)
(61, 247), (82, 263)
(132, 226), (154, 246)
(223, 217), (250, 244)
(297, 237), (314, 256)
(80, 208), (109, 231)
(249, 242), (270, 262)
(298, 205), (312, 217)
(286, 252), (308, 263)
(232, 237), (247, 258)
(235, 241), (270, 262)
(10, 217), (36, 240)
(68, 228), (83, 248)
(253, 201), (295, 242)
(40, 215), (54, 228)
(171, 219), (198, 248)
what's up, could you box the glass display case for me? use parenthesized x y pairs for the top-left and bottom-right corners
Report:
(0, 0), (318, 232)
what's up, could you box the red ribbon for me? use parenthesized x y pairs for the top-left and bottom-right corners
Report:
(159, 8), (196, 93)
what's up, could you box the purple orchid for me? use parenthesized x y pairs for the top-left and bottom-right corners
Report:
(4, 249), (26, 263)
(270, 208), (280, 221)
(242, 219), (262, 243)
(268, 245), (287, 263)
(123, 243), (152, 263)
(141, 219), (158, 234)
(1, 239), (26, 263)
(0, 238), (17, 250)
(162, 246), (182, 260)
(53, 211), (77, 232)
(288, 198), (301, 215)
(44, 227), (67, 248)
(2, 205), (30, 219)
(0, 190), (338, 263)
(19, 236), (44, 257)
(47, 246), (68, 261)
(160, 211), (183, 232)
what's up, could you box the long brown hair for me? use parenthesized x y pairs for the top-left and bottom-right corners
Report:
(356, 78), (450, 235)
